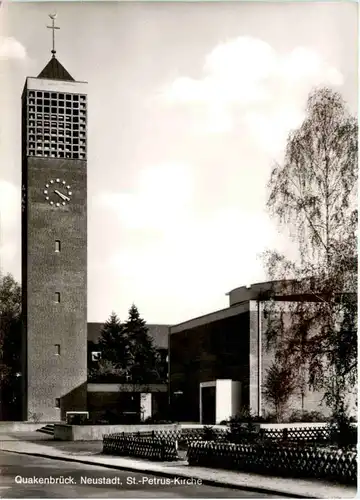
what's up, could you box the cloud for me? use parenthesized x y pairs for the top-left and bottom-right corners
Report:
(94, 162), (194, 231)
(163, 36), (344, 152)
(99, 205), (285, 322)
(0, 36), (27, 60)
(90, 164), (299, 322)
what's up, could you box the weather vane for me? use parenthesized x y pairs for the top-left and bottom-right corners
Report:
(47, 13), (60, 57)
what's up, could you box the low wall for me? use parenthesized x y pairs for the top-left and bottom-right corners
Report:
(259, 422), (328, 429)
(0, 422), (47, 433)
(54, 421), (341, 441)
(54, 423), (180, 441)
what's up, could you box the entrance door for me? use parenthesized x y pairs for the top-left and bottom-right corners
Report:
(201, 386), (216, 424)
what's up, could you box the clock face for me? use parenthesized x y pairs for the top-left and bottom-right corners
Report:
(43, 179), (72, 207)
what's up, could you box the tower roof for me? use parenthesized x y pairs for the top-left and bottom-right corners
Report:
(37, 56), (74, 82)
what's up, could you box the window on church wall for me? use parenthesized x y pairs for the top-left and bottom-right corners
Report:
(55, 398), (60, 408)
(55, 292), (61, 303)
(55, 344), (61, 355)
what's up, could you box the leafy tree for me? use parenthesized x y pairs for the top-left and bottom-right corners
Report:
(125, 304), (161, 384)
(88, 358), (125, 383)
(262, 361), (297, 422)
(0, 272), (22, 420)
(263, 87), (357, 414)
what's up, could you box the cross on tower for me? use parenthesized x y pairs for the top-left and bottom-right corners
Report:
(47, 13), (60, 57)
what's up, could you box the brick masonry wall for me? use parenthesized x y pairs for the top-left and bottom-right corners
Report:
(22, 157), (87, 421)
(249, 300), (331, 419)
(170, 313), (250, 422)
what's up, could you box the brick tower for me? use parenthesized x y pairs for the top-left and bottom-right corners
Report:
(21, 17), (88, 421)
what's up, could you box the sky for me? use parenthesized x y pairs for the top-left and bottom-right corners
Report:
(0, 1), (358, 325)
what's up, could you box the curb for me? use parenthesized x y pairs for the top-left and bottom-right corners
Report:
(1, 448), (311, 498)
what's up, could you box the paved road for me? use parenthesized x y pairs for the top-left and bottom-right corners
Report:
(0, 451), (277, 498)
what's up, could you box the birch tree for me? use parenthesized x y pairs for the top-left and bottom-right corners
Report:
(263, 87), (357, 413)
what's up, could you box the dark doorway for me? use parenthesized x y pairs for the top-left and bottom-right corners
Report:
(201, 386), (216, 424)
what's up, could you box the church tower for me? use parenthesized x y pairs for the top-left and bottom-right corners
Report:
(21, 15), (88, 421)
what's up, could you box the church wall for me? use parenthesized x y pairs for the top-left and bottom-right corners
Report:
(169, 312), (250, 422)
(249, 300), (331, 420)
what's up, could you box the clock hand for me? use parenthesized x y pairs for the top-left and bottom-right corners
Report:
(54, 190), (70, 202)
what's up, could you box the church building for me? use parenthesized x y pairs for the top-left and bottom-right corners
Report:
(19, 17), (355, 426)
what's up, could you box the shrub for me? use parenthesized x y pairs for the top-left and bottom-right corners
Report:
(144, 416), (174, 424)
(67, 413), (89, 425)
(259, 412), (277, 423)
(227, 407), (260, 444)
(288, 410), (328, 423)
(328, 404), (357, 449)
(143, 412), (175, 424)
(28, 411), (43, 423)
(203, 426), (216, 441)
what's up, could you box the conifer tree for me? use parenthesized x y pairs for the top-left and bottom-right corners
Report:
(97, 312), (130, 371)
(125, 304), (160, 384)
